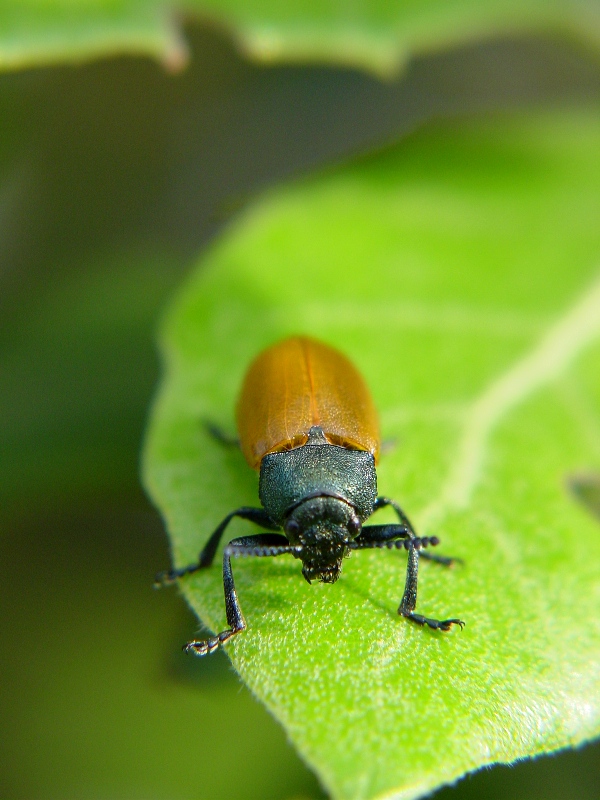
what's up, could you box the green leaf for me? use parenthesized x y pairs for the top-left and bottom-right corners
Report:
(144, 108), (600, 800)
(2, 0), (600, 75)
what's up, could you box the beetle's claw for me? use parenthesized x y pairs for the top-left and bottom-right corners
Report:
(183, 638), (220, 657)
(439, 618), (465, 631)
(183, 629), (239, 656)
(402, 612), (465, 631)
(154, 570), (177, 589)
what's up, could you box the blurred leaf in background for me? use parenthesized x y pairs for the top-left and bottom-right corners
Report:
(2, 0), (600, 74)
(1, 1), (600, 799)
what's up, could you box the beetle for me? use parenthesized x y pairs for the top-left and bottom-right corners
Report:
(156, 336), (464, 655)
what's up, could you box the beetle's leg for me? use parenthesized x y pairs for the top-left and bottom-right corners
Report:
(354, 524), (464, 632)
(197, 509), (280, 567)
(357, 523), (410, 542)
(154, 507), (279, 586)
(398, 541), (464, 630)
(373, 496), (461, 566)
(203, 420), (240, 448)
(184, 533), (295, 656)
(373, 496), (416, 529)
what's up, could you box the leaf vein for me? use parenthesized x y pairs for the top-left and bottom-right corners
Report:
(420, 271), (600, 529)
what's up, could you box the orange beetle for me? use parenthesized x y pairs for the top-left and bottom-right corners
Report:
(157, 336), (463, 655)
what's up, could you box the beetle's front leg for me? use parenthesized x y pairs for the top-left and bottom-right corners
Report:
(398, 541), (464, 631)
(357, 521), (464, 632)
(184, 533), (295, 656)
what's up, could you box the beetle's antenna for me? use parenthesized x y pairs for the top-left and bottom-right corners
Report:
(348, 535), (440, 551)
(227, 543), (303, 558)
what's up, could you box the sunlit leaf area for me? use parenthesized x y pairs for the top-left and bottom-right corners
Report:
(1, 3), (600, 800)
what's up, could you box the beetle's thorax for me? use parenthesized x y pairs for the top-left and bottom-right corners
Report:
(284, 495), (360, 584)
(258, 425), (377, 584)
(258, 426), (377, 525)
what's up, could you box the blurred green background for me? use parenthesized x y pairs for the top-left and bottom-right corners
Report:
(1, 12), (600, 800)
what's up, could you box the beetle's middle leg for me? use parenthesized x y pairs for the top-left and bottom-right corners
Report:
(373, 496), (461, 566)
(154, 507), (279, 586)
(184, 533), (296, 656)
(203, 420), (240, 448)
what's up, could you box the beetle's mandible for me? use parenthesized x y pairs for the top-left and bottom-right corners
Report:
(156, 336), (464, 655)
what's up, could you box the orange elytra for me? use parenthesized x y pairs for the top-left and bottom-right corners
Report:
(236, 336), (380, 470)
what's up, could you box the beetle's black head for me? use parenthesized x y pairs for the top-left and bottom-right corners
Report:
(284, 496), (362, 584)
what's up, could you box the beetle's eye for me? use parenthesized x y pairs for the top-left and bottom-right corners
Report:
(347, 515), (361, 535)
(286, 519), (300, 536)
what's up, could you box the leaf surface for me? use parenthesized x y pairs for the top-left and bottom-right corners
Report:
(2, 0), (600, 75)
(144, 108), (600, 800)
